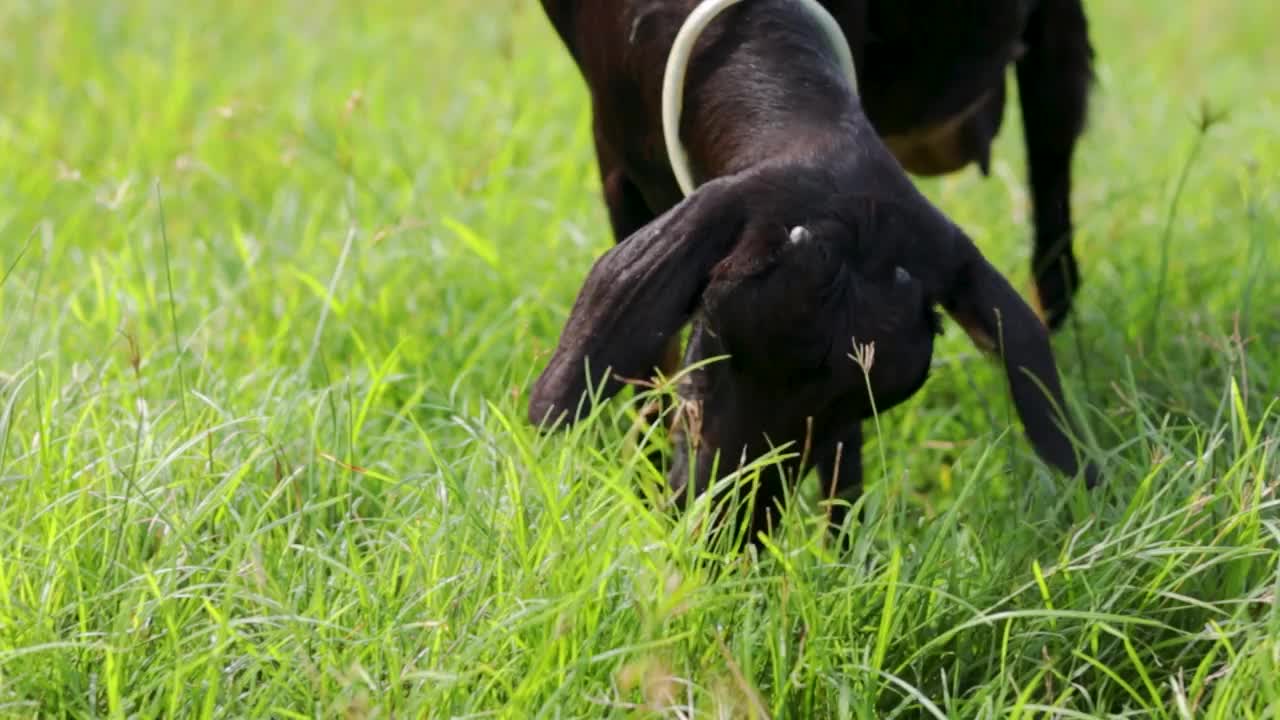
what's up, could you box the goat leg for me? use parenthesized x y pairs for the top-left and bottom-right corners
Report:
(1016, 0), (1094, 330)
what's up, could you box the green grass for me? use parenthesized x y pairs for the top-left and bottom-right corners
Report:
(1, 0), (1278, 716)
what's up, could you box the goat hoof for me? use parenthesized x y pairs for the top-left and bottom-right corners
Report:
(1033, 252), (1081, 331)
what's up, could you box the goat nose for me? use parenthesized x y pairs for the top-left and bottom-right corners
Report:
(894, 266), (912, 285)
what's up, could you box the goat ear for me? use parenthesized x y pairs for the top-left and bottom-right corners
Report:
(529, 175), (746, 428)
(943, 241), (1098, 486)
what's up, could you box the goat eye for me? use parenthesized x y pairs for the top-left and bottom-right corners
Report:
(894, 266), (912, 285)
(788, 225), (812, 244)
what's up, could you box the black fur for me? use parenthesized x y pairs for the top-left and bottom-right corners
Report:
(531, 0), (1099, 541)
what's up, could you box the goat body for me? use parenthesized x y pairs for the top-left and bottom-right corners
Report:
(532, 0), (1098, 539)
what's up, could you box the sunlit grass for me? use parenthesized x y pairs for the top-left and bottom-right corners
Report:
(1, 0), (1277, 716)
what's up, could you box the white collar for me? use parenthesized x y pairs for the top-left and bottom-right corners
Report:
(660, 0), (860, 197)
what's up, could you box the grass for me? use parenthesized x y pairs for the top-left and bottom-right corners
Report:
(0, 0), (1277, 716)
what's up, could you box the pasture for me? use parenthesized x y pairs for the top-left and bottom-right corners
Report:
(1, 0), (1277, 716)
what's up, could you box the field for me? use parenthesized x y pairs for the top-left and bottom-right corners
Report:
(1, 0), (1278, 717)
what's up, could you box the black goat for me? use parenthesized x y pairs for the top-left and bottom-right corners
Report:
(530, 0), (1099, 539)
